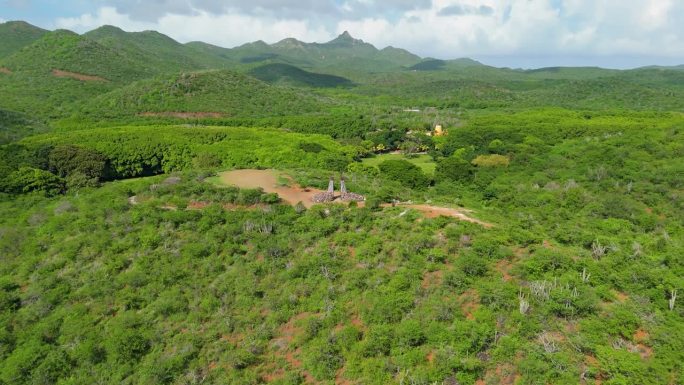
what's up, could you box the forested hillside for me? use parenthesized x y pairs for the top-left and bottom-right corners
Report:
(0, 20), (682, 385)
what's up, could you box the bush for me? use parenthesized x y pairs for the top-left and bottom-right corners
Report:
(299, 142), (325, 153)
(396, 320), (426, 348)
(362, 325), (393, 356)
(108, 329), (150, 362)
(48, 145), (108, 179)
(435, 156), (473, 182)
(378, 159), (430, 189)
(192, 153), (222, 169)
(471, 154), (510, 168)
(2, 167), (65, 196)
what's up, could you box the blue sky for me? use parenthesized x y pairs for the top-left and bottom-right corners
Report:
(2, 0), (683, 69)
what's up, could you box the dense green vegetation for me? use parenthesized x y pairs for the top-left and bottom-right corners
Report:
(249, 63), (353, 88)
(0, 21), (47, 59)
(1, 20), (683, 385)
(78, 71), (330, 119)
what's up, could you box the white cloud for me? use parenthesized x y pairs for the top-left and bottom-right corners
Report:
(54, 0), (684, 67)
(56, 6), (332, 46)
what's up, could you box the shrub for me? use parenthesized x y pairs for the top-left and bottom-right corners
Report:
(108, 329), (150, 362)
(192, 153), (222, 169)
(299, 142), (325, 153)
(2, 167), (65, 196)
(48, 145), (108, 179)
(435, 156), (473, 182)
(471, 154), (510, 168)
(378, 159), (430, 189)
(362, 325), (394, 356)
(396, 320), (426, 348)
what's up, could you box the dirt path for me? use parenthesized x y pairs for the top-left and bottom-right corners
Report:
(394, 204), (493, 227)
(52, 69), (107, 82)
(218, 169), (493, 226)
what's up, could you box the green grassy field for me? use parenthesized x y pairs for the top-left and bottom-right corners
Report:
(362, 153), (436, 174)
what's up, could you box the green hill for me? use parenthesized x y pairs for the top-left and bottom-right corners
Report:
(0, 29), (156, 81)
(0, 21), (47, 59)
(409, 59), (447, 71)
(84, 25), (230, 72)
(0, 108), (49, 144)
(79, 70), (332, 119)
(229, 32), (422, 72)
(248, 63), (353, 88)
(0, 29), (156, 117)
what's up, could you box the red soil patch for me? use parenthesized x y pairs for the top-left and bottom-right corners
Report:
(187, 201), (210, 210)
(635, 343), (653, 360)
(583, 355), (604, 385)
(278, 312), (314, 343)
(52, 69), (107, 82)
(459, 289), (480, 320)
(645, 207), (653, 214)
(613, 291), (629, 303)
(268, 312), (321, 384)
(139, 111), (224, 119)
(208, 361), (218, 371)
(426, 350), (436, 364)
(262, 368), (285, 382)
(513, 247), (527, 257)
(633, 329), (649, 343)
(495, 259), (513, 282)
(335, 365), (354, 385)
(220, 333), (243, 345)
(350, 314), (366, 330)
(0, 67), (11, 74)
(421, 270), (444, 289)
(480, 363), (520, 385)
(395, 203), (493, 227)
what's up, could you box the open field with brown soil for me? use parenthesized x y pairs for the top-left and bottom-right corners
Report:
(217, 169), (492, 226)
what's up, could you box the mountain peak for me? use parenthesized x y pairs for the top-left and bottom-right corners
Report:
(272, 37), (306, 49)
(327, 31), (370, 47)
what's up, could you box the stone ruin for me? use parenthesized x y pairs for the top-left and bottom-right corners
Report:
(338, 178), (365, 202)
(311, 177), (336, 203)
(311, 176), (364, 204)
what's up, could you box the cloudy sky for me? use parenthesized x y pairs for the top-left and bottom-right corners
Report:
(2, 0), (683, 68)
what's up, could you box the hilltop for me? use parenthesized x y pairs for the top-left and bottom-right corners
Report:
(0, 21), (47, 59)
(79, 70), (332, 119)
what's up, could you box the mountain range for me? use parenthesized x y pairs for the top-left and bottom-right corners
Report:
(1, 20), (683, 122)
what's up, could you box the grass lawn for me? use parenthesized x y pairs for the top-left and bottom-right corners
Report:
(362, 153), (437, 175)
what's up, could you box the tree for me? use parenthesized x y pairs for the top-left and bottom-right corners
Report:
(378, 159), (430, 189)
(48, 145), (108, 180)
(435, 156), (473, 182)
(2, 167), (65, 196)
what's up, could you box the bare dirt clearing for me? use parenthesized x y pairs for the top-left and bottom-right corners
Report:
(51, 69), (108, 82)
(220, 169), (321, 208)
(0, 67), (11, 74)
(218, 169), (492, 226)
(139, 111), (224, 119)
